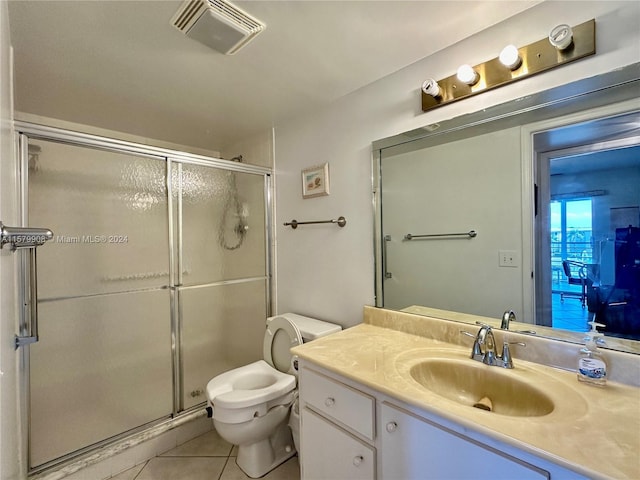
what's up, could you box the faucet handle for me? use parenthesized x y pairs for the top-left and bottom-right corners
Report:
(460, 330), (475, 339)
(460, 330), (483, 359)
(501, 341), (526, 369)
(474, 321), (492, 327)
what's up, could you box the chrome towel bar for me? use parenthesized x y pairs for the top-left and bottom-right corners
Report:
(404, 230), (477, 240)
(284, 216), (346, 229)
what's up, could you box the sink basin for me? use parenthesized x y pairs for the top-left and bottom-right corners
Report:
(409, 358), (555, 417)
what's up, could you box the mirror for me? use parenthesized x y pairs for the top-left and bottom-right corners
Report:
(373, 63), (640, 354)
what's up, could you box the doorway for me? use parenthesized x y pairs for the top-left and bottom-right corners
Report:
(534, 111), (640, 338)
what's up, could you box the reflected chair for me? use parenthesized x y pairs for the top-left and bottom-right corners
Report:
(561, 260), (590, 307)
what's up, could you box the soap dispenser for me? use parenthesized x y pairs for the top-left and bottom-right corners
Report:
(577, 319), (607, 386)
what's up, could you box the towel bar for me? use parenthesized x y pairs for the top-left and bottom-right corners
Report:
(284, 216), (347, 229)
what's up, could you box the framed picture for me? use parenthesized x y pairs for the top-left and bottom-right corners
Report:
(301, 163), (330, 198)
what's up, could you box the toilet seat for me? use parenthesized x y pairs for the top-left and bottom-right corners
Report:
(206, 360), (296, 423)
(263, 315), (302, 375)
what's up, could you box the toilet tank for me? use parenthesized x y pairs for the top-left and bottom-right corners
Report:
(268, 313), (341, 342)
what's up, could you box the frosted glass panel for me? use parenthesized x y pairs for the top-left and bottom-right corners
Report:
(180, 164), (266, 285)
(29, 290), (173, 467)
(181, 280), (267, 409)
(29, 139), (169, 299)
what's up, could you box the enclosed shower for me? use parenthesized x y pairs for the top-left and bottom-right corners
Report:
(16, 124), (273, 473)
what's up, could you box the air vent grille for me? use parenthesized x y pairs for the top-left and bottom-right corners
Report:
(208, 0), (263, 33)
(172, 0), (206, 32)
(171, 0), (265, 54)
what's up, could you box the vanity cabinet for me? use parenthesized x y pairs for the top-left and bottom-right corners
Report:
(299, 367), (376, 480)
(298, 361), (589, 480)
(380, 402), (548, 479)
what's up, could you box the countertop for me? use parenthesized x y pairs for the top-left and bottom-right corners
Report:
(291, 317), (640, 479)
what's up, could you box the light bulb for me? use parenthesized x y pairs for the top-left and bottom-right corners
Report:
(421, 78), (441, 97)
(456, 64), (479, 86)
(499, 44), (522, 70)
(549, 24), (573, 50)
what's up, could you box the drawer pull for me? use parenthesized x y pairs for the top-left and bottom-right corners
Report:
(324, 397), (336, 407)
(353, 455), (364, 466)
(386, 421), (398, 433)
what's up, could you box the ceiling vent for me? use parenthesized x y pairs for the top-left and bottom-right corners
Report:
(171, 0), (265, 55)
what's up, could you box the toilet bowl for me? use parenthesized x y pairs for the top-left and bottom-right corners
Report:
(206, 313), (341, 478)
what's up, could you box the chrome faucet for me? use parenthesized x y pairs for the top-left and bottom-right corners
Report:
(501, 310), (516, 330)
(461, 325), (525, 369)
(500, 309), (536, 335)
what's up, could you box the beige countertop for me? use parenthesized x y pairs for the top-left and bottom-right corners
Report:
(292, 318), (640, 479)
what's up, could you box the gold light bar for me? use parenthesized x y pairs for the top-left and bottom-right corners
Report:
(421, 19), (596, 112)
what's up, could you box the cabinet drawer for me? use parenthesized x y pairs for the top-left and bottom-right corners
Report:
(301, 367), (375, 440)
(301, 407), (375, 480)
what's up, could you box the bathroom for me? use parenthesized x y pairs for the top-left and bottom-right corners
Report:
(1, 1), (639, 480)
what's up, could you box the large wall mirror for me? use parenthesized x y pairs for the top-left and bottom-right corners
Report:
(373, 63), (640, 354)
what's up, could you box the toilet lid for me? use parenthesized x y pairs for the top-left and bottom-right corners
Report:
(264, 316), (302, 374)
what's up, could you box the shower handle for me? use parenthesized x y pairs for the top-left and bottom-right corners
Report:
(19, 248), (40, 348)
(1, 222), (54, 349)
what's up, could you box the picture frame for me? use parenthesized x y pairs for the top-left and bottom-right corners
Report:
(301, 163), (330, 198)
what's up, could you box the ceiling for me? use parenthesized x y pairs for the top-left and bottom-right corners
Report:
(8, 0), (541, 153)
(541, 110), (640, 175)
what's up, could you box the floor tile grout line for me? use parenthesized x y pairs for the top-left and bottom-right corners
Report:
(218, 456), (232, 480)
(130, 459), (149, 480)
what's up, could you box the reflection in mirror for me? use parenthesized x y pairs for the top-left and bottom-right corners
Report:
(373, 64), (640, 354)
(534, 113), (640, 339)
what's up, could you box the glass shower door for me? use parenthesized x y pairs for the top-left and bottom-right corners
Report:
(27, 139), (173, 468)
(177, 163), (269, 410)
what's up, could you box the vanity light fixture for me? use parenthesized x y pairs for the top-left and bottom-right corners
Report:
(499, 44), (522, 70)
(549, 24), (574, 50)
(421, 19), (595, 112)
(456, 64), (480, 86)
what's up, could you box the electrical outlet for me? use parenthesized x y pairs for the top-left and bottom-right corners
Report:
(499, 250), (519, 267)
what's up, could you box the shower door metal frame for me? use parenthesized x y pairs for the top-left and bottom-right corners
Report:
(14, 122), (274, 473)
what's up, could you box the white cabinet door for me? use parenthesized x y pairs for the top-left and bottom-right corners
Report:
(380, 403), (549, 480)
(301, 407), (375, 480)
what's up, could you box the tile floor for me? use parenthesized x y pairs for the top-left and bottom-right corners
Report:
(552, 291), (590, 332)
(111, 430), (300, 480)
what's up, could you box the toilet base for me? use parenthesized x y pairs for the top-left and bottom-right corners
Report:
(236, 421), (295, 478)
(214, 405), (296, 479)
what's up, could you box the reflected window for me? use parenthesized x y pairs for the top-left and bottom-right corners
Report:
(550, 198), (593, 264)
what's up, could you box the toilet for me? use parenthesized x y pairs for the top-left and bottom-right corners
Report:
(206, 313), (341, 478)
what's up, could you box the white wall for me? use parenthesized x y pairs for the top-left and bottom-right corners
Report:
(0, 1), (22, 478)
(274, 1), (640, 328)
